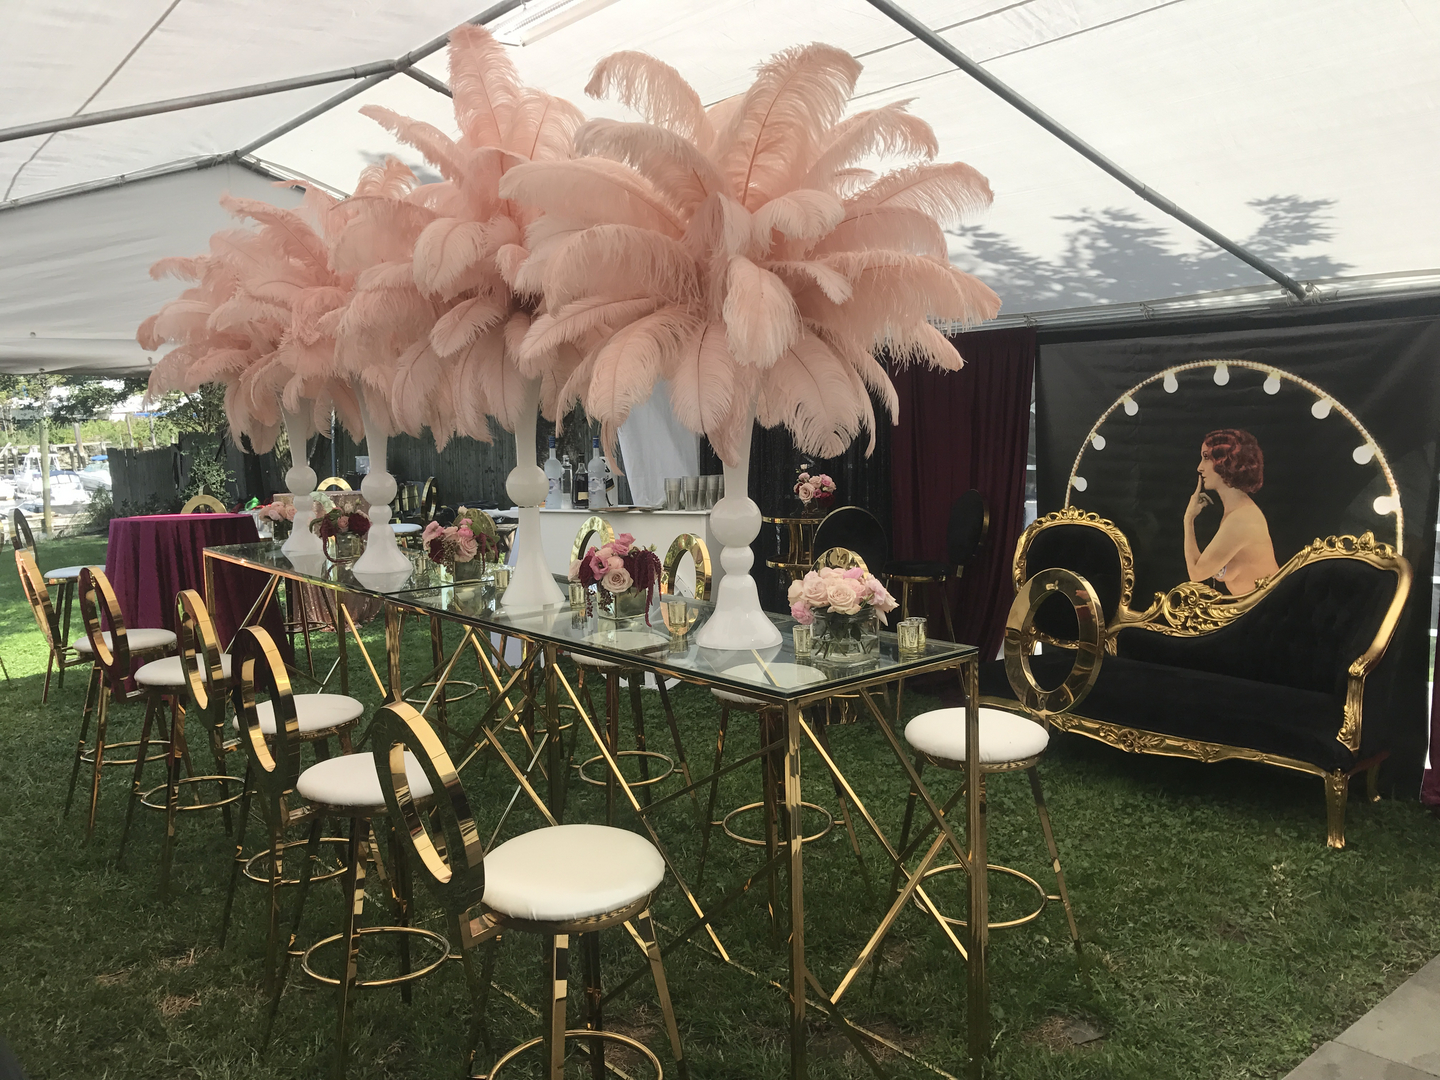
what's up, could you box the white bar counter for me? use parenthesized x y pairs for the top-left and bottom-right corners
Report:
(537, 507), (719, 593)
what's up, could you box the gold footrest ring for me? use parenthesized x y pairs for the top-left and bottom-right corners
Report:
(300, 925), (451, 988)
(721, 801), (833, 847)
(501, 710), (575, 734)
(241, 837), (350, 886)
(139, 774), (245, 812)
(403, 679), (480, 706)
(82, 739), (169, 768)
(484, 1028), (663, 1080)
(911, 863), (1048, 930)
(576, 751), (675, 788)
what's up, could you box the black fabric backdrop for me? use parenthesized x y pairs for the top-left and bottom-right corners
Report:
(1038, 314), (1440, 794)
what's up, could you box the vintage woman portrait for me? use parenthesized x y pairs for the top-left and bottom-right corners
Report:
(1183, 428), (1280, 595)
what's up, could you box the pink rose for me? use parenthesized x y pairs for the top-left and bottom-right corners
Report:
(282, 504), (296, 521)
(607, 555), (625, 571)
(422, 521), (444, 544)
(798, 472), (810, 482)
(787, 579), (804, 605)
(843, 567), (864, 580)
(801, 572), (829, 607)
(456, 525), (474, 539)
(454, 533), (478, 561)
(790, 601), (814, 625)
(827, 580), (863, 615)
(569, 559), (583, 581)
(796, 482), (816, 503)
(337, 515), (349, 532)
(611, 532), (634, 556)
(588, 552), (609, 578)
(601, 566), (633, 594)
(596, 544), (613, 560)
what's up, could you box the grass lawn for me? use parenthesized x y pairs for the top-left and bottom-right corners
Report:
(1, 534), (1438, 1079)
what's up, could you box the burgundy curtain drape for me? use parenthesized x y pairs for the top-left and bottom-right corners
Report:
(890, 327), (1036, 660)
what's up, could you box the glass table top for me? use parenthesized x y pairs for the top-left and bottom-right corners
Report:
(205, 542), (976, 701)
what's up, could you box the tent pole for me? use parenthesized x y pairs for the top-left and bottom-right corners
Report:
(233, 0), (524, 159)
(0, 0), (524, 149)
(404, 68), (454, 99)
(864, 0), (1314, 303)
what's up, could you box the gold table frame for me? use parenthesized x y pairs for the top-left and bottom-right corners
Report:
(203, 542), (995, 1079)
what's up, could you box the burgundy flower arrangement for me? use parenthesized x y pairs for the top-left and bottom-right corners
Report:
(310, 506), (372, 540)
(568, 532), (662, 622)
(422, 510), (500, 569)
(794, 468), (837, 512)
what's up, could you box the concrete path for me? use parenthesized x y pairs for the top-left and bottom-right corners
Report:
(1285, 954), (1440, 1079)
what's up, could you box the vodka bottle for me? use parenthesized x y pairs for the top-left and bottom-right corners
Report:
(573, 454), (588, 509)
(587, 437), (608, 509)
(544, 436), (563, 508)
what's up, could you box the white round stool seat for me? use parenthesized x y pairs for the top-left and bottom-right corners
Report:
(73, 628), (177, 656)
(295, 751), (434, 811)
(574, 654), (620, 671)
(231, 693), (365, 735)
(135, 653), (232, 688)
(904, 707), (1049, 765)
(44, 565), (85, 581)
(391, 522), (422, 535)
(483, 823), (665, 923)
(710, 687), (767, 707)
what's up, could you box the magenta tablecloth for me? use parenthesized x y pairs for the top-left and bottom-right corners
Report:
(104, 513), (290, 659)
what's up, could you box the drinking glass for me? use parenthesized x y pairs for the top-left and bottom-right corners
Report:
(568, 581), (588, 611)
(703, 474), (720, 509)
(663, 598), (697, 638)
(664, 478), (682, 511)
(682, 476), (700, 510)
(898, 616), (927, 655)
(792, 623), (813, 657)
(492, 566), (511, 594)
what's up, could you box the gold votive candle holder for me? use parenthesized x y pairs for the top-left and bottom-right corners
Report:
(897, 616), (927, 655)
(492, 565), (511, 593)
(792, 623), (813, 657)
(568, 581), (587, 611)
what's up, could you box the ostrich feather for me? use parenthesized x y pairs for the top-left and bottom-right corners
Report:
(360, 106), (471, 185)
(666, 321), (748, 461)
(430, 296), (507, 357)
(809, 206), (947, 259)
(352, 156), (419, 200)
(843, 162), (993, 229)
(448, 23), (519, 148)
(495, 243), (530, 288)
(331, 201), (436, 274)
(584, 308), (695, 457)
(149, 256), (202, 282)
(804, 102), (937, 188)
(137, 314), (163, 351)
(356, 260), (420, 292)
(543, 225), (698, 308)
(723, 256), (800, 369)
(500, 158), (686, 238)
(221, 195), (330, 268)
(190, 346), (263, 387)
(520, 296), (659, 366)
(585, 51), (707, 141)
(450, 332), (500, 442)
(888, 320), (965, 371)
(413, 216), (520, 298)
(389, 341), (450, 438)
(716, 44), (861, 209)
(752, 189), (844, 250)
(574, 119), (724, 211)
(756, 332), (863, 458)
(474, 329), (532, 432)
(764, 260), (852, 304)
(683, 192), (756, 265)
(812, 250), (1000, 337)
(832, 337), (900, 423)
(507, 90), (586, 163)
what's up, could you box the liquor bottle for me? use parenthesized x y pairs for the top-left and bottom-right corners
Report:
(544, 435), (563, 509)
(561, 455), (572, 501)
(587, 437), (608, 509)
(573, 455), (589, 509)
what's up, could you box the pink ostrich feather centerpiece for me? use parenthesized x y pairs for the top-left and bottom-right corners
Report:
(499, 43), (1001, 648)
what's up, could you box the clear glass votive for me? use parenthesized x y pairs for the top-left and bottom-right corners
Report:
(492, 566), (511, 593)
(898, 617), (927, 655)
(792, 623), (813, 656)
(568, 581), (587, 610)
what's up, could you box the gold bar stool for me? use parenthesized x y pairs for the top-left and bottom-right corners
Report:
(116, 590), (245, 896)
(372, 701), (689, 1080)
(887, 568), (1100, 954)
(15, 550), (93, 704)
(12, 509), (86, 697)
(248, 627), (449, 1078)
(67, 567), (178, 838)
(219, 628), (361, 980)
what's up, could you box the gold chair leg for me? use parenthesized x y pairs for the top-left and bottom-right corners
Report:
(544, 933), (570, 1080)
(627, 675), (653, 807)
(460, 928), (499, 1069)
(42, 648), (54, 705)
(262, 815), (323, 1050)
(940, 576), (958, 643)
(1027, 766), (1080, 950)
(1366, 763), (1382, 802)
(581, 931), (605, 1080)
(760, 709), (781, 938)
(219, 761), (253, 948)
(810, 715), (872, 894)
(899, 580), (910, 623)
(159, 704), (186, 899)
(604, 674), (620, 827)
(696, 706), (730, 887)
(634, 907), (689, 1080)
(334, 817), (368, 1079)
(85, 683), (111, 840)
(1325, 771), (1348, 850)
(64, 666), (101, 817)
(116, 692), (160, 864)
(657, 678), (702, 819)
(389, 825), (414, 1005)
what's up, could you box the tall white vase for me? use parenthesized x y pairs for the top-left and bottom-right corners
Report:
(503, 378), (564, 611)
(352, 402), (412, 577)
(280, 409), (323, 557)
(694, 415), (782, 651)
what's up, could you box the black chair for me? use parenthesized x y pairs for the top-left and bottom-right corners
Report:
(885, 489), (989, 641)
(811, 506), (888, 583)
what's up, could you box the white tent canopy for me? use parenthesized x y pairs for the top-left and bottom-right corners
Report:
(3, 0), (1438, 375)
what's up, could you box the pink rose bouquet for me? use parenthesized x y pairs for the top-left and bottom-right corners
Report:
(424, 511), (499, 569)
(310, 506), (371, 539)
(258, 502), (296, 522)
(568, 532), (662, 622)
(787, 565), (899, 625)
(794, 469), (837, 509)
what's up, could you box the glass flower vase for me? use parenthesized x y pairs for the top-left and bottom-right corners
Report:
(814, 608), (880, 666)
(597, 587), (649, 629)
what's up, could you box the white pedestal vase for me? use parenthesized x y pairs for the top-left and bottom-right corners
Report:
(694, 417), (782, 651)
(351, 402), (412, 579)
(503, 379), (564, 612)
(280, 409), (323, 558)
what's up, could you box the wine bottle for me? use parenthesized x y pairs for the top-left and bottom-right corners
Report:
(544, 435), (563, 509)
(587, 436), (608, 509)
(573, 455), (589, 509)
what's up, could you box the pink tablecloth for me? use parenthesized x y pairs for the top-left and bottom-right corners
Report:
(105, 513), (290, 659)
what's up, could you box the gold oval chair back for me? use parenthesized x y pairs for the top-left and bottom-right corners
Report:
(231, 626), (303, 809)
(11, 508), (36, 552)
(77, 566), (132, 687)
(419, 477), (441, 519)
(660, 534), (712, 600)
(570, 515), (616, 563)
(181, 494), (227, 514)
(316, 476), (351, 491)
(176, 589), (227, 716)
(1002, 566), (1104, 722)
(813, 546), (868, 574)
(16, 550), (61, 650)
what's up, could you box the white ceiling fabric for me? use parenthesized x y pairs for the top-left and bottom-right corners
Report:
(2, 0), (1437, 373)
